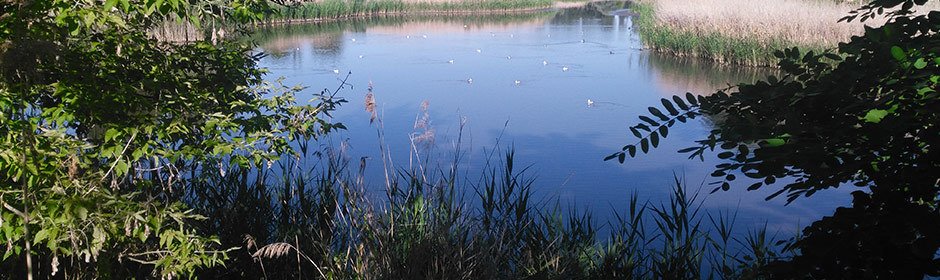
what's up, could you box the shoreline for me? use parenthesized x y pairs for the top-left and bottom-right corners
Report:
(258, 0), (585, 26)
(629, 0), (848, 67)
(258, 7), (559, 27)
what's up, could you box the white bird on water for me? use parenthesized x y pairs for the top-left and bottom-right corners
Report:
(562, 66), (570, 72)
(333, 69), (340, 74)
(514, 80), (521, 86)
(448, 59), (455, 64)
(507, 55), (512, 60)
(476, 49), (482, 53)
(467, 78), (473, 84)
(358, 55), (364, 59)
(406, 35), (411, 39)
(351, 38), (356, 42)
(542, 60), (548, 66)
(422, 34), (428, 39)
(587, 99), (595, 106)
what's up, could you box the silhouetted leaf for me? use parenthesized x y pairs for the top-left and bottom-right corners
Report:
(604, 153), (619, 161)
(672, 95), (689, 110)
(661, 98), (679, 115)
(764, 176), (776, 184)
(686, 92), (698, 106)
(650, 131), (660, 148)
(637, 116), (659, 126)
(648, 107), (668, 121)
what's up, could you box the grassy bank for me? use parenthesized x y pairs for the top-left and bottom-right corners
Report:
(267, 0), (562, 23)
(631, 0), (872, 66)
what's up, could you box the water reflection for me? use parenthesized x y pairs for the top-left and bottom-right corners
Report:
(252, 5), (848, 232)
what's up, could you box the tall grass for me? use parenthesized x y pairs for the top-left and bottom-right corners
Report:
(267, 0), (557, 23)
(175, 113), (791, 278)
(631, 0), (894, 66)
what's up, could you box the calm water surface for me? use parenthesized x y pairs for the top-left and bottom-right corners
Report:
(254, 5), (851, 231)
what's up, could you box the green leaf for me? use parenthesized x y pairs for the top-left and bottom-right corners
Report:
(104, 0), (119, 10)
(914, 58), (928, 69)
(762, 138), (786, 147)
(864, 109), (889, 123)
(34, 229), (49, 244)
(75, 206), (88, 220)
(104, 128), (119, 142)
(890, 46), (906, 61)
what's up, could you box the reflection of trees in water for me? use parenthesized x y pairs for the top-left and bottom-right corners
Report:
(548, 1), (630, 26)
(646, 51), (776, 96)
(252, 12), (556, 56)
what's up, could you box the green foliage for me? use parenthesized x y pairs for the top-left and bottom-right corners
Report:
(610, 0), (940, 277)
(186, 145), (779, 279)
(267, 0), (555, 22)
(0, 0), (342, 277)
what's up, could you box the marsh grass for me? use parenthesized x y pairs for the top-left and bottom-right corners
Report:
(267, 0), (558, 23)
(178, 111), (791, 278)
(630, 0), (933, 66)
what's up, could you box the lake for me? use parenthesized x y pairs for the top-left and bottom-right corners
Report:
(252, 3), (851, 232)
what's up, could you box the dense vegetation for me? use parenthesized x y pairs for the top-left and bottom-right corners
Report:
(0, 0), (344, 277)
(2, 0), (937, 278)
(267, 0), (557, 23)
(610, 0), (940, 277)
(0, 0), (773, 278)
(630, 0), (903, 66)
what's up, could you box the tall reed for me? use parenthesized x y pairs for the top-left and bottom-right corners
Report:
(630, 0), (903, 66)
(179, 134), (790, 278)
(267, 0), (556, 23)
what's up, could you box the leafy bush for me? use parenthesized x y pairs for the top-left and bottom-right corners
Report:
(610, 0), (940, 277)
(0, 0), (343, 277)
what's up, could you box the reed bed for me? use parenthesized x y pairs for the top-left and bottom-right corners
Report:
(632, 0), (891, 66)
(268, 0), (557, 23)
(174, 94), (789, 278)
(185, 148), (785, 278)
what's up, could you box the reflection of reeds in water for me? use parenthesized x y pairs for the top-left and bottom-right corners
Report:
(268, 0), (557, 23)
(252, 12), (555, 54)
(647, 53), (777, 96)
(365, 82), (377, 124)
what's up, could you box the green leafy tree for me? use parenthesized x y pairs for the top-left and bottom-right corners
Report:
(0, 0), (342, 277)
(608, 0), (940, 277)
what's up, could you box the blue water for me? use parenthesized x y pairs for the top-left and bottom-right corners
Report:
(253, 6), (852, 232)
